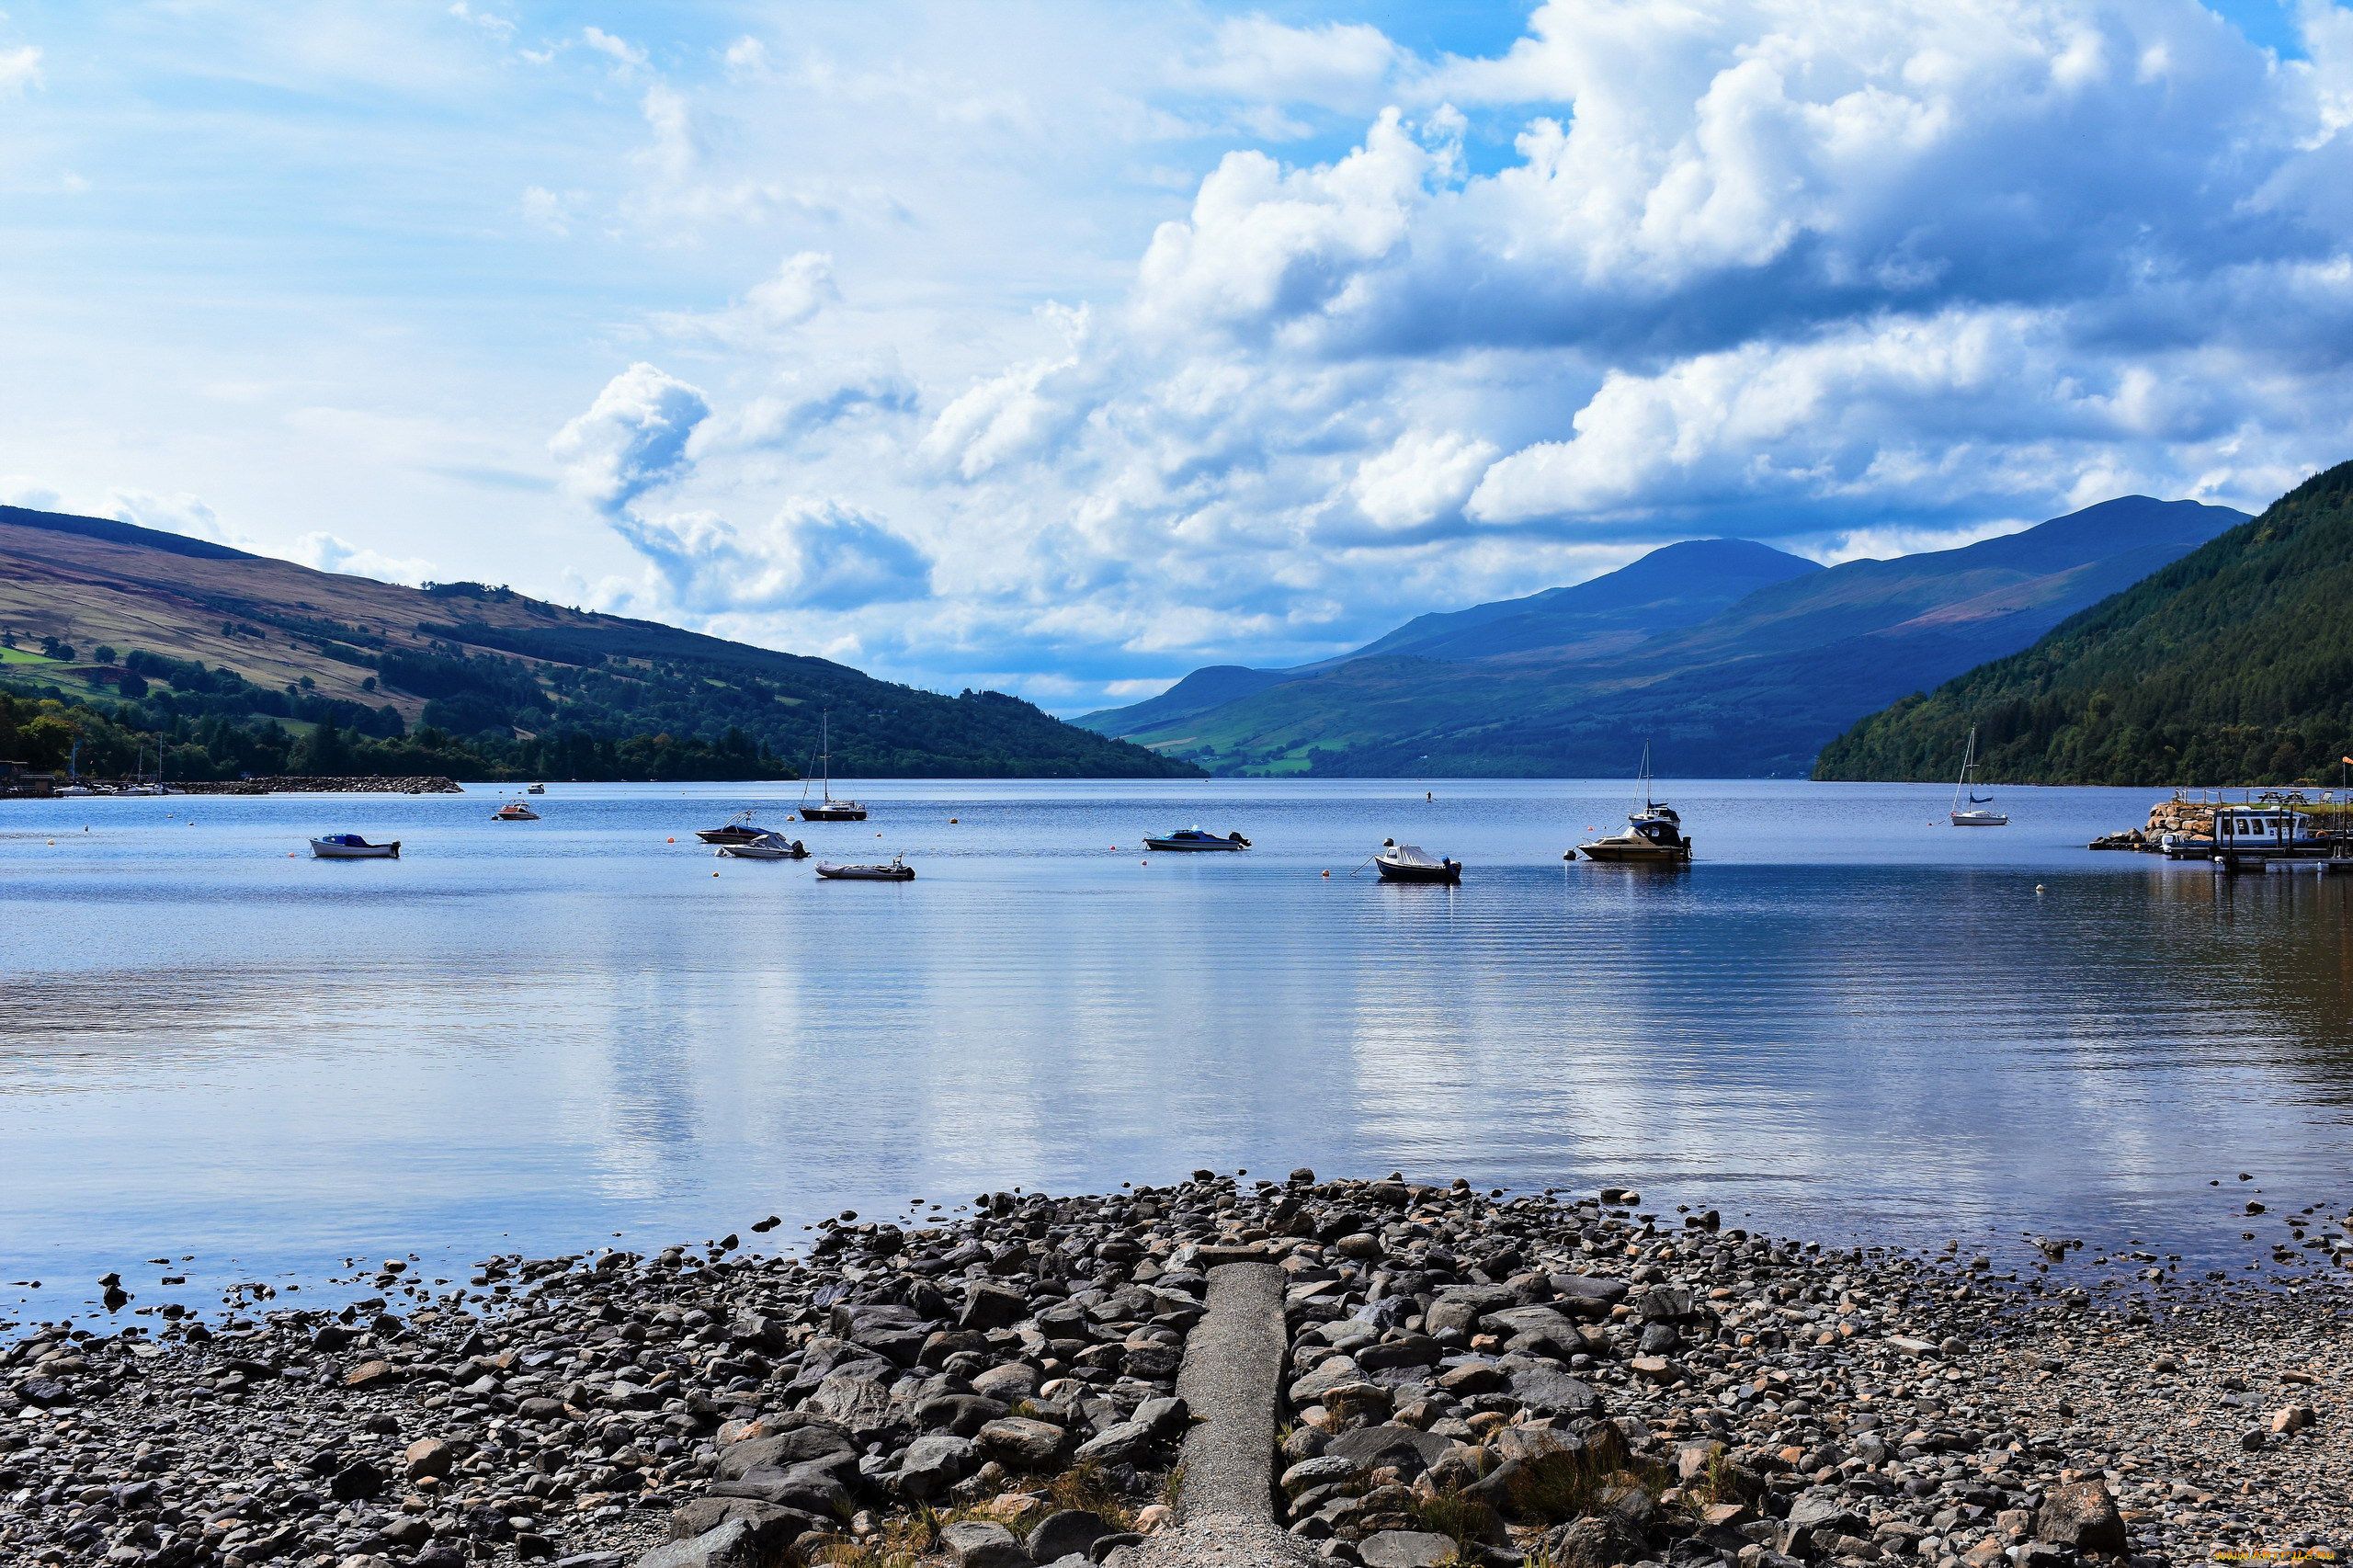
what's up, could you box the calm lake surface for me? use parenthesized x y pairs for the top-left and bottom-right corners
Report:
(5, 778), (2351, 1325)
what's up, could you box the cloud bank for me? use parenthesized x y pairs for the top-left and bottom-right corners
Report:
(540, 0), (2353, 704)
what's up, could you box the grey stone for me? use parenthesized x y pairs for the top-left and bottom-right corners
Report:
(1508, 1366), (1604, 1417)
(978, 1415), (1074, 1471)
(1028, 1509), (1115, 1565)
(1072, 1418), (1155, 1464)
(665, 1497), (817, 1555)
(715, 1427), (854, 1482)
(961, 1283), (1033, 1332)
(2034, 1481), (2128, 1553)
(1783, 1490), (1866, 1539)
(1324, 1424), (1458, 1477)
(1358, 1530), (1457, 1568)
(896, 1433), (975, 1501)
(807, 1369), (897, 1430)
(942, 1520), (1030, 1568)
(972, 1361), (1042, 1403)
(632, 1519), (760, 1568)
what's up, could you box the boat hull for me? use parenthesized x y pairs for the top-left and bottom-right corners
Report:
(1143, 837), (1245, 852)
(1577, 843), (1691, 862)
(799, 805), (869, 822)
(310, 839), (400, 858)
(494, 809), (539, 821)
(1949, 812), (2009, 827)
(815, 861), (913, 881)
(1375, 859), (1459, 883)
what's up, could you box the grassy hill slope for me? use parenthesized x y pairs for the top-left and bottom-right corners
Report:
(1814, 462), (2353, 786)
(0, 505), (1197, 781)
(1082, 498), (2244, 777)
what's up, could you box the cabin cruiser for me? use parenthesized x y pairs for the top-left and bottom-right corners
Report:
(815, 854), (915, 881)
(1142, 826), (1251, 852)
(310, 834), (400, 859)
(1574, 746), (1694, 861)
(1574, 802), (1694, 862)
(494, 801), (540, 821)
(2194, 794), (2339, 866)
(1374, 839), (1461, 883)
(526, 782), (546, 795)
(717, 831), (808, 860)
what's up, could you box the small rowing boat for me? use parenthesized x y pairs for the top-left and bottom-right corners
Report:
(717, 831), (809, 860)
(815, 855), (915, 881)
(310, 834), (400, 859)
(1374, 839), (1460, 883)
(1142, 826), (1251, 852)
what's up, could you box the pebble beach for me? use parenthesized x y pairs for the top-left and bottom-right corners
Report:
(4, 1169), (2347, 1568)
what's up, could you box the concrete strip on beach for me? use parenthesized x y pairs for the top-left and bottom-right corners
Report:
(1116, 1256), (1316, 1568)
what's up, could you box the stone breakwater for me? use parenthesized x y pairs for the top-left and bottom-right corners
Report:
(0, 1171), (2346, 1568)
(172, 778), (463, 795)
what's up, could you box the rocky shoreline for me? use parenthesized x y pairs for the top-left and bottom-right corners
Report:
(170, 778), (464, 796)
(2, 1172), (2346, 1568)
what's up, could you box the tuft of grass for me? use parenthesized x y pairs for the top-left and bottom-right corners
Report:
(1500, 1441), (1677, 1527)
(1040, 1460), (1138, 1531)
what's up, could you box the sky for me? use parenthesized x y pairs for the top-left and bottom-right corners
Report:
(3, 2), (2352, 713)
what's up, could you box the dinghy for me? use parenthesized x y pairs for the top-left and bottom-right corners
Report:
(815, 855), (915, 881)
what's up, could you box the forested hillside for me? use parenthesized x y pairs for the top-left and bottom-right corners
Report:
(1815, 461), (2353, 786)
(0, 505), (1197, 781)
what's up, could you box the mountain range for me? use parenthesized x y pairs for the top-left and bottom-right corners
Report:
(0, 504), (1197, 781)
(1817, 461), (2353, 787)
(1077, 496), (2249, 778)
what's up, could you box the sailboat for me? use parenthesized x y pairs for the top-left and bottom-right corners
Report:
(797, 711), (868, 822)
(1572, 744), (1693, 862)
(1949, 728), (2009, 826)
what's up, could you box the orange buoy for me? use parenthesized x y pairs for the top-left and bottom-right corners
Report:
(666, 836), (676, 843)
(1322, 869), (1330, 877)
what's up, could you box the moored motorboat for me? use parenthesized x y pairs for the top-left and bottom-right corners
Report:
(696, 810), (767, 846)
(718, 831), (809, 860)
(1575, 803), (1692, 862)
(310, 834), (400, 859)
(1573, 744), (1694, 861)
(1373, 839), (1460, 883)
(526, 782), (546, 795)
(494, 801), (540, 821)
(1142, 826), (1251, 852)
(815, 854), (915, 881)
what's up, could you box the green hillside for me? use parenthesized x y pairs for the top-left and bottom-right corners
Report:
(0, 504), (1199, 782)
(1814, 461), (2353, 786)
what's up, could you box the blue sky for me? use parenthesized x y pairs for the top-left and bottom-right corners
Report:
(3, 1), (2351, 712)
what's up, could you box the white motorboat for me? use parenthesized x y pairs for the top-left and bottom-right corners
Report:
(1950, 728), (2008, 826)
(310, 834), (401, 859)
(717, 831), (809, 860)
(1372, 839), (1461, 883)
(815, 855), (915, 881)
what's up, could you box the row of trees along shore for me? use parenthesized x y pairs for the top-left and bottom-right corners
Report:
(0, 685), (790, 783)
(1814, 460), (2353, 788)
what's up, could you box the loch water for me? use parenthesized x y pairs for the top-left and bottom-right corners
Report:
(4, 778), (2350, 1325)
